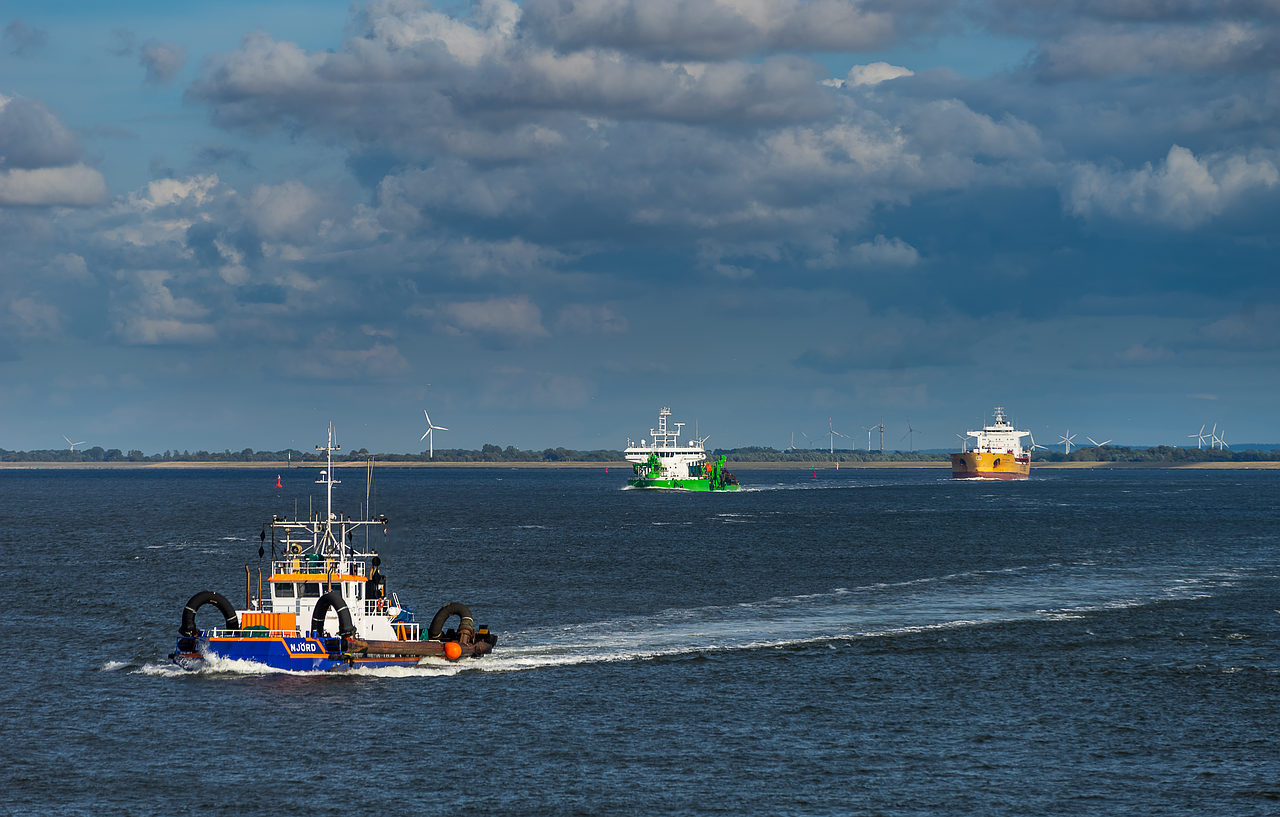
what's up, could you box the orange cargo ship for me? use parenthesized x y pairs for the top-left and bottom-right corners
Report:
(951, 407), (1031, 480)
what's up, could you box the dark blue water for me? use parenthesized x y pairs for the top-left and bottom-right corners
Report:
(4, 466), (1279, 815)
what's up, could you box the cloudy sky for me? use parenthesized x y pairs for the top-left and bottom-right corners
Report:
(2, 0), (1277, 454)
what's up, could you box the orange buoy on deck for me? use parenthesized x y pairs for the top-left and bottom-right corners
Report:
(444, 641), (463, 661)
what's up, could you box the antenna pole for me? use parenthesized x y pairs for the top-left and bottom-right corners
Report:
(315, 423), (342, 549)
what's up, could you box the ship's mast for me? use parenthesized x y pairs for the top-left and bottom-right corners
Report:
(316, 423), (341, 549)
(651, 407), (679, 448)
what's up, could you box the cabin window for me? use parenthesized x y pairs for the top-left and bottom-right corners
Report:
(301, 582), (322, 598)
(275, 582), (295, 598)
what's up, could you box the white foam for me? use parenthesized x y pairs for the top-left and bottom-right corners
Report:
(140, 649), (471, 679)
(460, 560), (1251, 673)
(144, 559), (1248, 679)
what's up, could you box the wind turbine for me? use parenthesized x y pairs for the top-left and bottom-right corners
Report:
(816, 418), (848, 455)
(63, 435), (87, 451)
(860, 421), (887, 452)
(1058, 431), (1076, 454)
(1188, 424), (1208, 450)
(1211, 427), (1228, 449)
(801, 431), (815, 450)
(901, 415), (924, 451)
(420, 410), (448, 458)
(858, 424), (874, 451)
(1086, 436), (1112, 449)
(1027, 432), (1049, 453)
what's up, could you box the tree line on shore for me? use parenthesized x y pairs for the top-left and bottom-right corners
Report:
(0, 443), (623, 464)
(1031, 444), (1279, 463)
(2, 442), (1277, 464)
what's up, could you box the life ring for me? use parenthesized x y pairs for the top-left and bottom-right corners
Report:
(428, 601), (475, 640)
(376, 597), (386, 612)
(179, 590), (240, 636)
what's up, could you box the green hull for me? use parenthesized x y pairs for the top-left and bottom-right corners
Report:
(627, 478), (740, 491)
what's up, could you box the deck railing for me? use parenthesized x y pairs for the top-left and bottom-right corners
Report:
(250, 597), (404, 616)
(271, 559), (369, 577)
(198, 621), (422, 640)
(203, 628), (300, 639)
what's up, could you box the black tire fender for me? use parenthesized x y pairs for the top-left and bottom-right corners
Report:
(310, 590), (356, 637)
(428, 602), (474, 640)
(179, 591), (240, 636)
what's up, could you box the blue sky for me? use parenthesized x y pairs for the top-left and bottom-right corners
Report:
(2, 0), (1277, 454)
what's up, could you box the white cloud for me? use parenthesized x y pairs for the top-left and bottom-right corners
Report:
(440, 295), (551, 346)
(247, 180), (330, 244)
(440, 237), (568, 278)
(135, 175), (223, 210)
(189, 3), (839, 155)
(1033, 21), (1268, 81)
(113, 316), (218, 345)
(111, 270), (216, 345)
(45, 253), (94, 285)
(7, 296), (63, 339)
(520, 0), (898, 60)
(0, 165), (106, 206)
(822, 62), (913, 88)
(364, 0), (519, 67)
(141, 41), (187, 85)
(807, 235), (920, 269)
(0, 93), (83, 170)
(1067, 144), (1279, 228)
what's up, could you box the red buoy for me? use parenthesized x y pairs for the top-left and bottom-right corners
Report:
(276, 475), (282, 487)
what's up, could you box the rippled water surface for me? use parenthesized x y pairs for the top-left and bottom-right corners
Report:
(4, 465), (1279, 815)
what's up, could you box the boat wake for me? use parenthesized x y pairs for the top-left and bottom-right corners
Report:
(137, 560), (1246, 678)
(736, 476), (951, 492)
(473, 560), (1246, 673)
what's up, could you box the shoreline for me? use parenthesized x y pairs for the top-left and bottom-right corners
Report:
(2, 460), (1277, 471)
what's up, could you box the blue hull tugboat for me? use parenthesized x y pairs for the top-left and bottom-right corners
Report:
(170, 426), (497, 671)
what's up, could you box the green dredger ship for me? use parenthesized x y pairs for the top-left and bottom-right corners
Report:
(624, 407), (740, 491)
